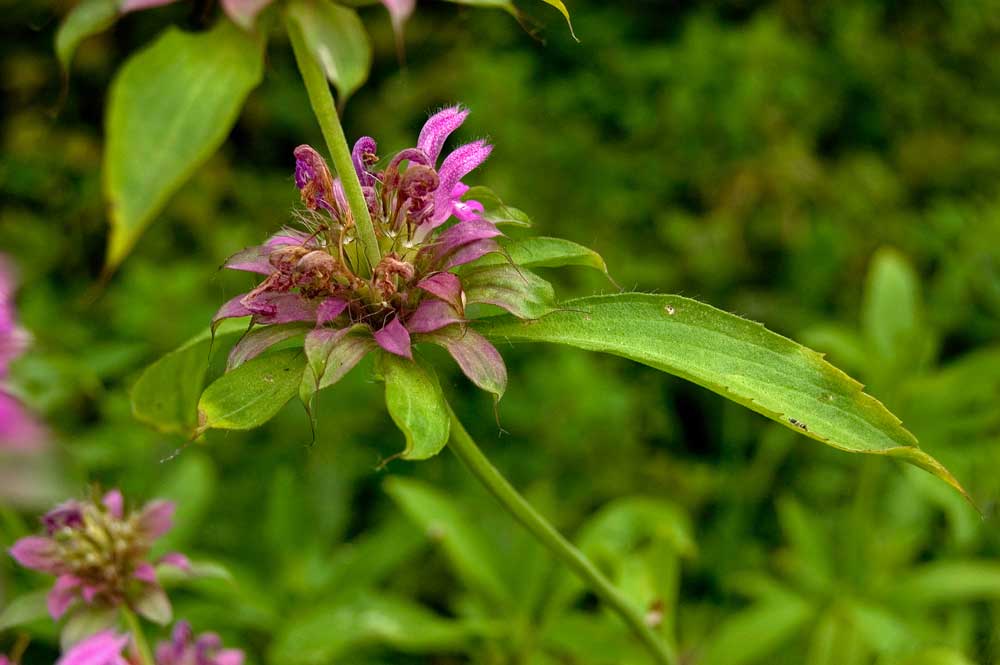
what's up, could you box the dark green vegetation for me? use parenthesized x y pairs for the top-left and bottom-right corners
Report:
(2, 1), (999, 663)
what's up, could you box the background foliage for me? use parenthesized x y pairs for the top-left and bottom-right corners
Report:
(2, 0), (999, 663)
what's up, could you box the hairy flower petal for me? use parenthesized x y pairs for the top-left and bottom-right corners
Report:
(417, 107), (469, 164)
(351, 136), (378, 187)
(374, 317), (412, 359)
(137, 500), (175, 539)
(432, 141), (493, 225)
(9, 535), (60, 573)
(56, 630), (129, 665)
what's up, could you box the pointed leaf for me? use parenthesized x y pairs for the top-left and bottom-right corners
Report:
(474, 293), (970, 502)
(286, 0), (371, 105)
(469, 236), (609, 274)
(377, 352), (450, 460)
(198, 349), (306, 431)
(131, 319), (246, 436)
(701, 589), (813, 665)
(105, 20), (265, 269)
(0, 590), (49, 630)
(538, 0), (578, 41)
(420, 326), (507, 401)
(55, 0), (118, 72)
(462, 264), (557, 319)
(228, 323), (311, 370)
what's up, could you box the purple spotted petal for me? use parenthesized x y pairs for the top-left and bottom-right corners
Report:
(159, 552), (192, 573)
(431, 141), (493, 225)
(133, 563), (157, 585)
(444, 238), (501, 270)
(417, 107), (469, 164)
(0, 391), (46, 451)
(56, 630), (130, 665)
(405, 299), (463, 334)
(425, 326), (507, 400)
(227, 323), (310, 370)
(48, 574), (81, 619)
(220, 0), (273, 29)
(352, 136), (378, 187)
(417, 272), (463, 309)
(212, 295), (252, 328)
(137, 500), (175, 539)
(120, 0), (180, 12)
(317, 297), (349, 326)
(102, 489), (124, 519)
(374, 317), (412, 359)
(9, 535), (60, 573)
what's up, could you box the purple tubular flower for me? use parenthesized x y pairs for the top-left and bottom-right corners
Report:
(56, 630), (130, 665)
(8, 490), (185, 622)
(351, 137), (378, 187)
(156, 621), (244, 665)
(418, 107), (470, 164)
(430, 140), (493, 226)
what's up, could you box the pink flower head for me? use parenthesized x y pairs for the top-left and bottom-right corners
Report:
(56, 630), (131, 665)
(0, 255), (46, 452)
(156, 621), (244, 665)
(216, 106), (518, 404)
(8, 489), (188, 623)
(120, 0), (275, 30)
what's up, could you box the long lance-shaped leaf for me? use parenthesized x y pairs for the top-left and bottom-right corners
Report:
(197, 349), (306, 432)
(474, 293), (971, 503)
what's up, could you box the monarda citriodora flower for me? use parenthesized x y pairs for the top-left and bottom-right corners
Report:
(55, 622), (243, 665)
(8, 490), (190, 623)
(0, 255), (45, 451)
(214, 107), (553, 405)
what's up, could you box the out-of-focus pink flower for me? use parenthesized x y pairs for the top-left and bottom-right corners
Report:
(56, 630), (131, 665)
(0, 256), (45, 452)
(155, 622), (244, 665)
(119, 0), (273, 30)
(8, 490), (188, 624)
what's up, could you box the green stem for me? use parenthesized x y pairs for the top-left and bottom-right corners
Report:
(446, 407), (677, 665)
(122, 607), (154, 665)
(285, 13), (381, 277)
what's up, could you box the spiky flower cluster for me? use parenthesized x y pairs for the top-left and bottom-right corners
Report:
(215, 107), (544, 401)
(8, 489), (189, 622)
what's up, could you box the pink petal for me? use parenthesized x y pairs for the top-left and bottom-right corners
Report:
(212, 295), (252, 328)
(417, 273), (463, 309)
(220, 0), (273, 29)
(216, 649), (245, 665)
(81, 584), (101, 603)
(133, 563), (157, 585)
(120, 0), (181, 12)
(223, 247), (275, 275)
(431, 218), (502, 261)
(381, 0), (416, 44)
(406, 299), (464, 334)
(427, 327), (507, 400)
(373, 317), (412, 359)
(137, 500), (175, 539)
(159, 552), (192, 573)
(444, 238), (501, 270)
(246, 293), (318, 325)
(316, 298), (349, 326)
(9, 535), (60, 573)
(56, 630), (130, 665)
(417, 106), (469, 164)
(47, 574), (81, 619)
(102, 489), (124, 519)
(0, 391), (46, 452)
(432, 141), (493, 224)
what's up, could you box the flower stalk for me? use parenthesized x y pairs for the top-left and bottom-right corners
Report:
(446, 406), (677, 665)
(285, 14), (381, 277)
(122, 607), (154, 665)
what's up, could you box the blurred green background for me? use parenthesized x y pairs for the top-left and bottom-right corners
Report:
(2, 1), (1000, 663)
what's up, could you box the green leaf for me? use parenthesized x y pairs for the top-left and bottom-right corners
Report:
(702, 588), (814, 665)
(55, 0), (118, 72)
(538, 0), (579, 41)
(462, 264), (557, 319)
(131, 319), (246, 437)
(60, 606), (119, 649)
(895, 648), (976, 665)
(0, 590), (48, 630)
(377, 352), (450, 460)
(474, 293), (970, 502)
(461, 185), (533, 226)
(153, 452), (216, 552)
(893, 560), (1000, 605)
(104, 20), (264, 269)
(383, 476), (511, 605)
(862, 247), (931, 372)
(469, 236), (610, 276)
(286, 0), (372, 106)
(198, 349), (306, 431)
(270, 591), (474, 665)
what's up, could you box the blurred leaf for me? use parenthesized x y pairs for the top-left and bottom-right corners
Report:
(132, 320), (246, 436)
(469, 236), (610, 275)
(197, 349), (306, 431)
(104, 21), (264, 269)
(463, 185), (533, 226)
(286, 0), (371, 106)
(158, 558), (235, 586)
(0, 590), (48, 630)
(320, 517), (426, 596)
(701, 588), (813, 665)
(476, 294), (971, 501)
(862, 248), (930, 374)
(153, 452), (217, 552)
(538, 0), (578, 41)
(60, 606), (118, 649)
(384, 476), (511, 605)
(265, 466), (304, 557)
(893, 560), (1000, 605)
(270, 591), (474, 665)
(845, 600), (912, 655)
(377, 352), (450, 460)
(894, 648), (976, 665)
(54, 0), (118, 71)
(775, 496), (833, 593)
(541, 611), (649, 663)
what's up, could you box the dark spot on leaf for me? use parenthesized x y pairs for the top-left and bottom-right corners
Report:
(789, 418), (808, 431)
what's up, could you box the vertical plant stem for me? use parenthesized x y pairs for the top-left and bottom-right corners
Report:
(122, 607), (155, 665)
(285, 13), (381, 277)
(446, 407), (677, 665)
